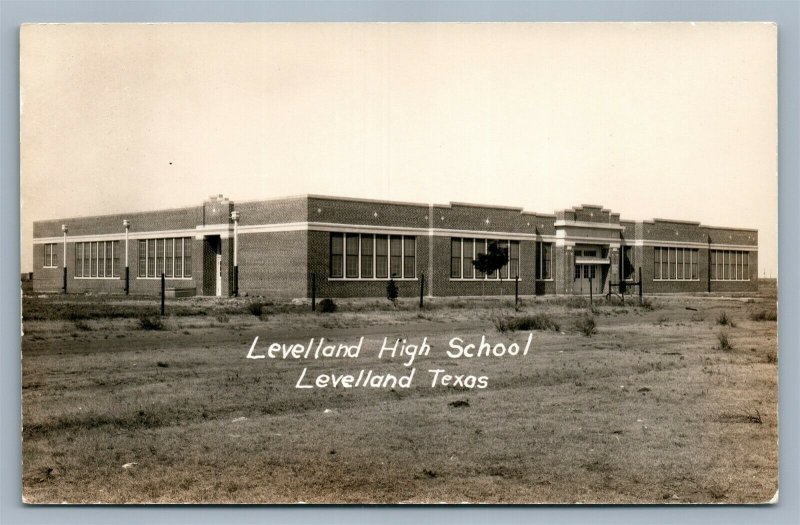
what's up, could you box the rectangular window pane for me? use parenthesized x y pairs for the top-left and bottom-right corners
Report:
(89, 242), (96, 277)
(403, 237), (415, 278)
(182, 238), (192, 278)
(691, 250), (698, 280)
(510, 241), (520, 279)
(737, 252), (742, 280)
(360, 235), (374, 278)
(147, 239), (155, 277)
(154, 239), (163, 277)
(450, 238), (461, 278)
(104, 242), (112, 277)
(175, 238), (183, 278)
(164, 239), (173, 278)
(330, 233), (343, 278)
(743, 252), (749, 280)
(463, 239), (474, 279)
(475, 239), (486, 278)
(375, 235), (388, 278)
(138, 240), (146, 277)
(542, 243), (552, 280)
(345, 234), (359, 278)
(389, 236), (402, 278)
(113, 241), (120, 277)
(654, 247), (661, 279)
(75, 244), (81, 277)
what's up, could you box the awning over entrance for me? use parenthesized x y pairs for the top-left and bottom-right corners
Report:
(575, 256), (611, 265)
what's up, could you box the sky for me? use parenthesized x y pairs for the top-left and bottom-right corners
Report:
(20, 22), (777, 276)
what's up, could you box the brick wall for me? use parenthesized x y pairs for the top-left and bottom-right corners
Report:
(238, 231), (307, 298)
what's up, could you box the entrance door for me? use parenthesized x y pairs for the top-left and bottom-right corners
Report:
(573, 264), (601, 295)
(215, 253), (222, 297)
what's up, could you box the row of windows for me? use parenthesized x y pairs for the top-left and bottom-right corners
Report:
(138, 238), (193, 278)
(75, 241), (121, 278)
(710, 250), (750, 281)
(449, 238), (521, 280)
(654, 247), (700, 281)
(330, 233), (416, 279)
(43, 243), (59, 268)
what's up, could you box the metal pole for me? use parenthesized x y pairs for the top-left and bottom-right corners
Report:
(515, 274), (519, 307)
(161, 273), (165, 316)
(231, 211), (239, 297)
(62, 225), (68, 294)
(419, 273), (425, 309)
(311, 272), (316, 312)
(123, 220), (130, 295)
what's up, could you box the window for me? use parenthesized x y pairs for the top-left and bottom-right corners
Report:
(450, 238), (519, 280)
(536, 242), (552, 280)
(462, 238), (474, 279)
(330, 233), (416, 279)
(165, 239), (173, 278)
(404, 237), (416, 279)
(75, 244), (83, 276)
(360, 235), (374, 278)
(330, 233), (344, 278)
(389, 236), (402, 278)
(710, 250), (750, 281)
(43, 243), (58, 268)
(74, 241), (121, 279)
(450, 238), (461, 278)
(345, 234), (359, 278)
(509, 241), (520, 279)
(138, 240), (146, 278)
(375, 236), (388, 278)
(135, 238), (193, 279)
(654, 247), (700, 281)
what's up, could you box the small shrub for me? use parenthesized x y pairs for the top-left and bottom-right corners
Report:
(575, 314), (597, 337)
(716, 311), (735, 326)
(750, 309), (777, 322)
(386, 278), (399, 305)
(247, 302), (264, 317)
(656, 315), (668, 326)
(74, 320), (92, 331)
(765, 351), (777, 364)
(639, 298), (655, 310)
(319, 298), (337, 314)
(215, 314), (230, 323)
(138, 315), (164, 331)
(717, 331), (733, 351)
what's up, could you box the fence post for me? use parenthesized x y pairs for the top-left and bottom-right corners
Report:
(419, 273), (425, 309)
(161, 273), (165, 316)
(515, 274), (519, 307)
(638, 266), (643, 306)
(311, 272), (316, 312)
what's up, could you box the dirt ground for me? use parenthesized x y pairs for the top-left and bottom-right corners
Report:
(20, 284), (778, 503)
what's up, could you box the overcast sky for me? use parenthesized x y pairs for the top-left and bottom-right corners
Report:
(21, 23), (777, 276)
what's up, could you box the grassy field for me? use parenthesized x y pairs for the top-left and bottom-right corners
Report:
(21, 286), (778, 503)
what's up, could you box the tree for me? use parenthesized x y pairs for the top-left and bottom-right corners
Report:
(472, 241), (509, 296)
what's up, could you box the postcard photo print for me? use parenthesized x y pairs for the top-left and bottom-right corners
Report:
(20, 22), (777, 504)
